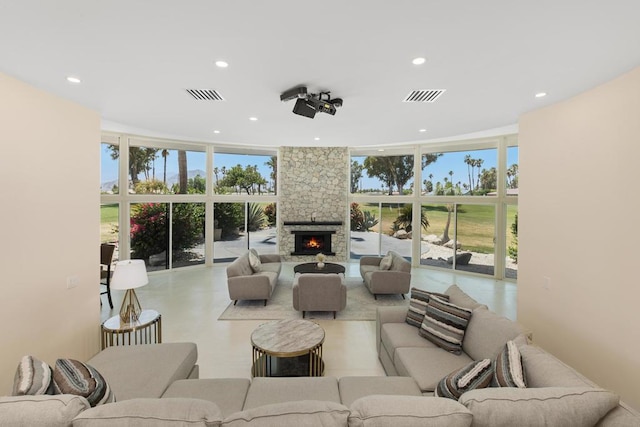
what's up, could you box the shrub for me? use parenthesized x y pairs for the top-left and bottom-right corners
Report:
(130, 203), (204, 260)
(247, 203), (267, 231)
(350, 202), (365, 231)
(264, 202), (277, 226)
(508, 213), (518, 263)
(393, 204), (429, 233)
(214, 203), (244, 239)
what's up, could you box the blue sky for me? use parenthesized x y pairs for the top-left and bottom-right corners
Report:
(102, 145), (518, 191)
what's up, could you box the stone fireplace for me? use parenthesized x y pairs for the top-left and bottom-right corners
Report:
(279, 147), (348, 261)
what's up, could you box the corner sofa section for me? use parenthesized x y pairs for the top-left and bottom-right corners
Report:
(226, 251), (281, 305)
(376, 284), (640, 426)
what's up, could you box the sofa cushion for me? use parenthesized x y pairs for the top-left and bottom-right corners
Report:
(72, 397), (222, 427)
(0, 395), (90, 426)
(444, 285), (486, 310)
(13, 355), (55, 395)
(395, 347), (473, 392)
(459, 387), (619, 427)
(338, 376), (422, 407)
(248, 249), (262, 272)
(242, 377), (340, 410)
(381, 323), (434, 365)
(86, 342), (198, 400)
(405, 288), (450, 328)
(222, 400), (349, 427)
(493, 340), (526, 388)
(162, 378), (251, 418)
(348, 395), (472, 427)
(435, 359), (494, 400)
(462, 307), (525, 360)
(517, 343), (593, 388)
(379, 253), (393, 270)
(53, 359), (114, 407)
(419, 297), (472, 354)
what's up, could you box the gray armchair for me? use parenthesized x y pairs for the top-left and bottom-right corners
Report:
(293, 273), (346, 319)
(359, 251), (411, 299)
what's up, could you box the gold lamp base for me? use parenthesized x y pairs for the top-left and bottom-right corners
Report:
(119, 288), (142, 323)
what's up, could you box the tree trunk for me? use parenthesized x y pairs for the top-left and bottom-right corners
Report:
(178, 150), (188, 194)
(439, 204), (453, 244)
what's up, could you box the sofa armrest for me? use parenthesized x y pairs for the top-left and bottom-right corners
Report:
(376, 306), (408, 353)
(259, 254), (281, 263)
(367, 270), (411, 294)
(227, 275), (272, 301)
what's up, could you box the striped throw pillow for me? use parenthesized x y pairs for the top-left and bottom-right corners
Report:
(53, 359), (114, 407)
(405, 288), (450, 328)
(12, 355), (55, 396)
(435, 359), (494, 400)
(419, 296), (473, 354)
(493, 340), (527, 388)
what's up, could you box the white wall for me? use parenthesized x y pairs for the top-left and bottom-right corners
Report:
(0, 73), (101, 393)
(518, 66), (640, 410)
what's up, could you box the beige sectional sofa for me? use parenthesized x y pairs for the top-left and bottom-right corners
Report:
(226, 250), (281, 305)
(2, 285), (639, 426)
(359, 250), (411, 299)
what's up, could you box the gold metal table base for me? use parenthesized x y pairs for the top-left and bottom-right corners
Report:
(252, 343), (324, 377)
(101, 309), (162, 350)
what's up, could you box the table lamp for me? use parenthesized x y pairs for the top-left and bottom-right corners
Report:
(110, 259), (149, 323)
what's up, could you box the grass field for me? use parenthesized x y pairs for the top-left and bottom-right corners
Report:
(359, 202), (517, 254)
(100, 204), (119, 243)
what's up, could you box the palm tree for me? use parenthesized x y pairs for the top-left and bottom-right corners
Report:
(265, 156), (277, 194)
(464, 155), (473, 194)
(161, 149), (169, 185)
(178, 150), (187, 194)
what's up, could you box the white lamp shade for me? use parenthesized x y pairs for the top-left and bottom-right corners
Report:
(110, 260), (149, 290)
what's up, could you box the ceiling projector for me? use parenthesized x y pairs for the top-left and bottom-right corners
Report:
(280, 86), (343, 119)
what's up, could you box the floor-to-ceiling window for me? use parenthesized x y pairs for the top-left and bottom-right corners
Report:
(212, 149), (278, 263)
(350, 136), (518, 280)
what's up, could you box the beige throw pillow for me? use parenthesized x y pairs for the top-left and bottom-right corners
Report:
(248, 249), (262, 273)
(379, 253), (393, 270)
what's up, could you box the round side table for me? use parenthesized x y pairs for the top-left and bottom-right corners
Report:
(101, 309), (162, 349)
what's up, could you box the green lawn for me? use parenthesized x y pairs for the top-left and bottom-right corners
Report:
(100, 204), (119, 243)
(358, 202), (517, 254)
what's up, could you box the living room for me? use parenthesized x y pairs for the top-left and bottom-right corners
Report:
(1, 2), (640, 422)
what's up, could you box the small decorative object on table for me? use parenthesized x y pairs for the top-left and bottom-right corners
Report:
(316, 252), (326, 269)
(311, 211), (317, 222)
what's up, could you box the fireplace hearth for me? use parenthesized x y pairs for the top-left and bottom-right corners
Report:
(291, 230), (336, 256)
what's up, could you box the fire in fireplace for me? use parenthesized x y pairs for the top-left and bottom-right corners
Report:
(291, 230), (336, 256)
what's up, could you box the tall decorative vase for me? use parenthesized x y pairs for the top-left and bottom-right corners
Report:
(317, 262), (325, 269)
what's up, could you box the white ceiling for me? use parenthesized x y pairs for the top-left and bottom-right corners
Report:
(1, 1), (639, 148)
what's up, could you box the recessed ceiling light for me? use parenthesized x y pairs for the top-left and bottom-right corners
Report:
(66, 76), (81, 83)
(419, 129), (427, 133)
(314, 137), (320, 141)
(535, 92), (547, 98)
(215, 60), (229, 68)
(249, 117), (258, 121)
(378, 149), (385, 152)
(213, 130), (220, 134)
(412, 57), (426, 65)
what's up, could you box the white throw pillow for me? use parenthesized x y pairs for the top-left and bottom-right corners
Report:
(379, 253), (393, 270)
(248, 249), (262, 273)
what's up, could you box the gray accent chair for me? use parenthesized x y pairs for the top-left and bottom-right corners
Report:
(292, 273), (346, 319)
(359, 250), (411, 299)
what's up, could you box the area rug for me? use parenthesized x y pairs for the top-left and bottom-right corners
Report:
(218, 277), (409, 321)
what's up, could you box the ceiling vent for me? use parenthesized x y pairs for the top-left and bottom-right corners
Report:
(185, 89), (225, 101)
(403, 89), (445, 103)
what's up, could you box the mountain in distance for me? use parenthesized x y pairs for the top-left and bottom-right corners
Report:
(101, 169), (206, 192)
